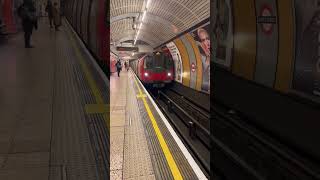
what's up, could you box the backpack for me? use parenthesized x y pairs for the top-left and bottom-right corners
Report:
(17, 4), (37, 22)
(116, 62), (122, 69)
(17, 5), (27, 19)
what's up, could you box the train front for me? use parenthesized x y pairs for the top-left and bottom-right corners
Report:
(141, 51), (174, 87)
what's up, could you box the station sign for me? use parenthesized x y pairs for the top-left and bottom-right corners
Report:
(191, 63), (196, 73)
(257, 5), (277, 35)
(116, 46), (139, 52)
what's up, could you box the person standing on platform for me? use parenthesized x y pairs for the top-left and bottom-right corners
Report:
(18, 0), (38, 48)
(116, 60), (122, 77)
(45, 0), (54, 28)
(52, 2), (61, 31)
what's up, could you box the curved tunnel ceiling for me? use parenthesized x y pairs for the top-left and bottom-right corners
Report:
(110, 0), (210, 49)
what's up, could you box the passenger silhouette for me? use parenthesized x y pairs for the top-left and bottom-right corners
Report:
(116, 60), (122, 77)
(18, 0), (37, 48)
(52, 2), (61, 31)
(45, 0), (54, 28)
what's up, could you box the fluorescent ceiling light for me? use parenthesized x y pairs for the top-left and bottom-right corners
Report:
(141, 10), (147, 21)
(146, 0), (151, 9)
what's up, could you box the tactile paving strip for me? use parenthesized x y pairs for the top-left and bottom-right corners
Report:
(48, 22), (109, 180)
(123, 73), (155, 180)
(71, 31), (109, 104)
(130, 73), (198, 180)
(67, 26), (109, 179)
(87, 114), (109, 178)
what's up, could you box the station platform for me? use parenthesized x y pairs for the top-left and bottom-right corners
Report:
(0, 18), (109, 180)
(110, 70), (208, 180)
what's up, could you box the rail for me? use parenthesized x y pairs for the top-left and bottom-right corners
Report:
(168, 89), (210, 119)
(158, 90), (210, 138)
(169, 87), (210, 114)
(153, 90), (210, 174)
(211, 103), (320, 179)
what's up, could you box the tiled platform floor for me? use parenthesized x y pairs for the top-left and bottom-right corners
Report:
(110, 70), (155, 180)
(0, 18), (108, 180)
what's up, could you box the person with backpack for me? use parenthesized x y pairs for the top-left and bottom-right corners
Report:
(115, 60), (122, 77)
(45, 0), (54, 28)
(18, 0), (37, 48)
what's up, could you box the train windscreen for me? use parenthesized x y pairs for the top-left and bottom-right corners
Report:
(144, 53), (173, 72)
(153, 53), (173, 66)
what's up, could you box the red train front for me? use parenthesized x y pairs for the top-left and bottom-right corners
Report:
(131, 51), (174, 87)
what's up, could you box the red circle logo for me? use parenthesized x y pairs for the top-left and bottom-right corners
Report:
(260, 5), (273, 35)
(191, 63), (196, 72)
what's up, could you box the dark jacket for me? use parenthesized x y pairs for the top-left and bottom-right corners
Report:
(116, 61), (122, 71)
(18, 2), (37, 32)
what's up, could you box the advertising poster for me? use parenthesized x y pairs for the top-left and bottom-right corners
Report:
(110, 53), (118, 73)
(213, 0), (233, 68)
(293, 0), (320, 98)
(190, 23), (210, 93)
(166, 42), (183, 83)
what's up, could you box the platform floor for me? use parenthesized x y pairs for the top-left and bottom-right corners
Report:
(110, 70), (208, 180)
(0, 18), (109, 180)
(110, 70), (155, 180)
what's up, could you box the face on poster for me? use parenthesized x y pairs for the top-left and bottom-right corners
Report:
(191, 23), (210, 93)
(293, 0), (320, 98)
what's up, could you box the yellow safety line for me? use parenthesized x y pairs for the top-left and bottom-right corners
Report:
(66, 27), (109, 130)
(132, 74), (183, 180)
(85, 104), (109, 114)
(136, 94), (147, 98)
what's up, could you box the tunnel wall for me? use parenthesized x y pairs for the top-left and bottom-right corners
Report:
(64, 0), (109, 77)
(213, 0), (320, 102)
(160, 21), (211, 94)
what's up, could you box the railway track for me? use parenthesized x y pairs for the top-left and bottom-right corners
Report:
(147, 87), (211, 176)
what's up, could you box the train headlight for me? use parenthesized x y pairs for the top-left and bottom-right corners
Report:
(167, 72), (172, 77)
(144, 72), (149, 77)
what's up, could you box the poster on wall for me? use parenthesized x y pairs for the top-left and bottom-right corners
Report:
(190, 23), (210, 92)
(293, 0), (320, 98)
(213, 0), (233, 68)
(110, 52), (118, 73)
(166, 42), (183, 83)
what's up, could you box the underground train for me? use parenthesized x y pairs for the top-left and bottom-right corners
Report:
(130, 51), (174, 87)
(64, 0), (109, 76)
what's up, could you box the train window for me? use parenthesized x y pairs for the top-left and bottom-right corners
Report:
(144, 56), (153, 69)
(153, 53), (172, 69)
(154, 56), (163, 67)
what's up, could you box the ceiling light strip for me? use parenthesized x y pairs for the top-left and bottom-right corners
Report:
(134, 0), (150, 45)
